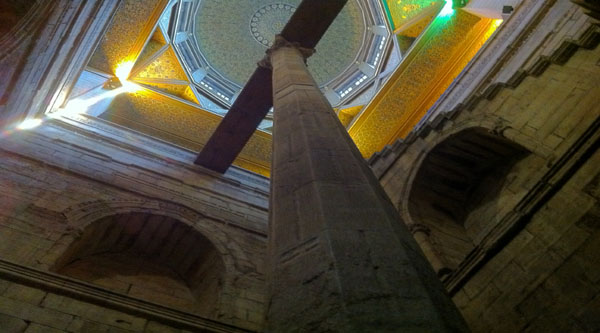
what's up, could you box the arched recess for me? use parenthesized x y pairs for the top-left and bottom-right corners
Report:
(53, 212), (226, 318)
(407, 127), (531, 272)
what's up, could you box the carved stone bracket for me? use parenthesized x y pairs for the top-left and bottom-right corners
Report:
(408, 223), (431, 236)
(258, 34), (316, 69)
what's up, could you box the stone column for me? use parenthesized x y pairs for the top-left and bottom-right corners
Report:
(408, 223), (453, 278)
(266, 36), (468, 332)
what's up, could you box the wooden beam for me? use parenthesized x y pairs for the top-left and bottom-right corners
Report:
(194, 0), (348, 173)
(194, 67), (273, 173)
(280, 0), (348, 48)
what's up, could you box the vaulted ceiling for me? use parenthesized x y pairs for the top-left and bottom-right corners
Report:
(194, 1), (364, 88)
(50, 0), (503, 176)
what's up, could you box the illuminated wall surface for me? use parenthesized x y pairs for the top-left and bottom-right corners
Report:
(383, 0), (444, 29)
(60, 0), (502, 175)
(350, 0), (503, 158)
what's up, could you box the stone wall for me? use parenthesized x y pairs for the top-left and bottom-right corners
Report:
(0, 121), (270, 331)
(369, 2), (600, 331)
(0, 278), (199, 333)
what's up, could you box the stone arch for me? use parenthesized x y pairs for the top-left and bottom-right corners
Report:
(404, 127), (532, 272)
(51, 199), (251, 318)
(59, 198), (250, 268)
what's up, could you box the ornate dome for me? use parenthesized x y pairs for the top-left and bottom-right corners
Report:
(170, 0), (391, 108)
(194, 1), (364, 87)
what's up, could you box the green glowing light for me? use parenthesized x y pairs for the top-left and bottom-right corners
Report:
(439, 1), (454, 17)
(381, 0), (395, 30)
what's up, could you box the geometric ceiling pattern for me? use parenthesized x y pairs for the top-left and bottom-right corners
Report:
(194, 1), (364, 87)
(177, 0), (391, 109)
(349, 3), (504, 158)
(53, 0), (504, 177)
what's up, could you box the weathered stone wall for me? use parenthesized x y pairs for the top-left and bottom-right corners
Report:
(453, 144), (600, 332)
(370, 2), (600, 331)
(0, 0), (269, 330)
(0, 279), (196, 333)
(0, 122), (270, 331)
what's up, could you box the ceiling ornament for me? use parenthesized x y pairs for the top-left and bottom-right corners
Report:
(188, 0), (388, 108)
(250, 4), (296, 47)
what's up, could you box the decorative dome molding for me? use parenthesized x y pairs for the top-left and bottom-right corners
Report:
(166, 0), (391, 109)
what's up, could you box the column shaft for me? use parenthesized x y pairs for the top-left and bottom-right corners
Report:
(267, 45), (468, 332)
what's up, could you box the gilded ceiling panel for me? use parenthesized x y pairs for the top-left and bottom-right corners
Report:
(133, 47), (189, 81)
(135, 40), (166, 70)
(384, 0), (442, 29)
(338, 105), (364, 127)
(88, 0), (167, 75)
(100, 91), (271, 175)
(400, 12), (438, 37)
(182, 86), (200, 105)
(139, 82), (186, 98)
(349, 10), (485, 158)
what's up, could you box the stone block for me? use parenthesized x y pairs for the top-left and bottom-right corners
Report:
(246, 310), (264, 324)
(525, 191), (592, 246)
(515, 284), (554, 323)
(77, 319), (132, 333)
(555, 86), (599, 139)
(461, 283), (501, 322)
(144, 320), (180, 333)
(0, 313), (28, 333)
(513, 236), (549, 269)
(451, 289), (470, 310)
(24, 323), (65, 333)
(549, 224), (591, 259)
(0, 295), (72, 329)
(0, 279), (10, 294)
(4, 283), (47, 305)
(538, 87), (586, 139)
(41, 293), (146, 331)
(573, 294), (600, 332)
(463, 230), (533, 299)
(573, 232), (600, 283)
(492, 261), (528, 294)
(520, 248), (563, 282)
(544, 259), (597, 305)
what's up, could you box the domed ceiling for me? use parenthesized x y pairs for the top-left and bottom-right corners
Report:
(52, 0), (505, 177)
(63, 0), (408, 176)
(170, 0), (391, 109)
(194, 1), (364, 87)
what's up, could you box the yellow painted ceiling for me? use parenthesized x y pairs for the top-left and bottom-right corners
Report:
(70, 0), (503, 176)
(384, 0), (443, 29)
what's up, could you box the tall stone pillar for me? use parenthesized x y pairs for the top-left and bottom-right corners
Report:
(408, 223), (452, 278)
(266, 36), (468, 332)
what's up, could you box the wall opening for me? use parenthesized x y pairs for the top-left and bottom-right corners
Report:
(53, 213), (226, 318)
(408, 128), (530, 270)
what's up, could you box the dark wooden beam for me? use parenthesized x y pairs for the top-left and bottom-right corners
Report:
(194, 67), (272, 173)
(194, 0), (348, 173)
(280, 0), (348, 48)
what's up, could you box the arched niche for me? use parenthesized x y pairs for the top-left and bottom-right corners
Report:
(53, 213), (226, 318)
(408, 127), (531, 270)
